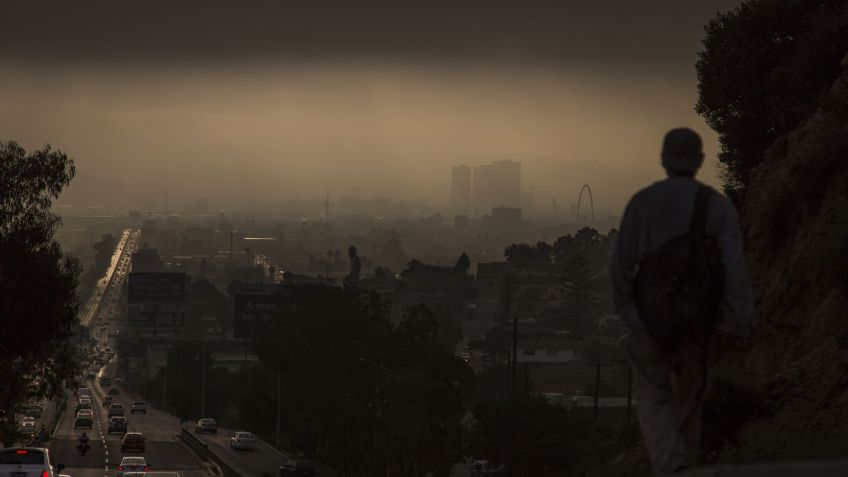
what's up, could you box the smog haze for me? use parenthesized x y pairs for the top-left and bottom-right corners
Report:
(0, 0), (742, 215)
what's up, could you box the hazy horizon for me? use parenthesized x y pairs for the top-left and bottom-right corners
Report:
(0, 0), (743, 217)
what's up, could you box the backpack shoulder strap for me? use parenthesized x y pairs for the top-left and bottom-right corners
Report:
(689, 184), (712, 245)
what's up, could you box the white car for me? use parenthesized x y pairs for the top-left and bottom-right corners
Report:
(229, 431), (256, 451)
(0, 447), (64, 477)
(117, 457), (148, 477)
(19, 419), (36, 433)
(76, 409), (94, 419)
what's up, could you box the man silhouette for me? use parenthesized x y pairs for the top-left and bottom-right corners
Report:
(611, 127), (754, 474)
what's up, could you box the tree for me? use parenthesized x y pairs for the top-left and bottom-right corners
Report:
(559, 254), (602, 336)
(696, 0), (848, 201)
(504, 242), (552, 267)
(0, 141), (80, 445)
(251, 284), (472, 476)
(471, 397), (580, 476)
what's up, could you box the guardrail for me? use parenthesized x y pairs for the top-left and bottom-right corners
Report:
(179, 428), (210, 459)
(178, 428), (244, 477)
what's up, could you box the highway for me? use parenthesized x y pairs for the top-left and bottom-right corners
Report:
(50, 228), (327, 477)
(49, 228), (210, 477)
(50, 375), (207, 477)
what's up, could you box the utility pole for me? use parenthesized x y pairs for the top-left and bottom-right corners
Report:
(511, 310), (518, 398)
(524, 362), (529, 395)
(626, 366), (633, 423)
(508, 272), (518, 398)
(200, 346), (206, 417)
(275, 370), (281, 448)
(143, 342), (148, 401)
(162, 360), (168, 410)
(228, 230), (234, 271)
(593, 360), (601, 421)
(500, 269), (516, 398)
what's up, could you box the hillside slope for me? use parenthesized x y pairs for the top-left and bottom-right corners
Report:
(721, 53), (848, 461)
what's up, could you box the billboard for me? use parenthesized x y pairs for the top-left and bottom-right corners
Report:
(128, 273), (186, 302)
(233, 284), (284, 338)
(128, 273), (187, 330)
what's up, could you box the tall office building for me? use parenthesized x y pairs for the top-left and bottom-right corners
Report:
(451, 165), (472, 212)
(472, 160), (521, 212)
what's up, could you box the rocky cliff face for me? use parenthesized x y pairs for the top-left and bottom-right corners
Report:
(725, 54), (848, 460)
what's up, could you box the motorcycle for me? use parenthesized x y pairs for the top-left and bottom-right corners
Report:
(77, 441), (90, 456)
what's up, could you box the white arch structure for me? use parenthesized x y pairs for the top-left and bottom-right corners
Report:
(576, 184), (594, 226)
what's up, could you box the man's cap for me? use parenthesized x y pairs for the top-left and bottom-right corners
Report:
(661, 127), (704, 172)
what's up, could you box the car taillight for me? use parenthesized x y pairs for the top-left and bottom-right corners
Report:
(143, 467), (149, 471)
(42, 470), (49, 477)
(16, 450), (27, 455)
(118, 466), (123, 471)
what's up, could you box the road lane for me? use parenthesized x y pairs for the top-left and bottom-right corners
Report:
(51, 360), (208, 477)
(51, 229), (209, 477)
(62, 227), (333, 476)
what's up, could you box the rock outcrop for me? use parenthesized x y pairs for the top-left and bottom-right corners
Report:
(723, 54), (848, 460)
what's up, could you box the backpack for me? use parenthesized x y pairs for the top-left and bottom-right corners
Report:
(631, 184), (724, 353)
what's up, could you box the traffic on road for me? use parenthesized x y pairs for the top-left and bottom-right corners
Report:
(6, 229), (321, 477)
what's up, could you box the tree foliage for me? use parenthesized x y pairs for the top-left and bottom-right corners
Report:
(503, 242), (552, 267)
(0, 141), (80, 445)
(471, 397), (580, 476)
(250, 284), (473, 476)
(696, 0), (848, 201)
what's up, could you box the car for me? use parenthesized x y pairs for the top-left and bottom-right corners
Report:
(117, 457), (148, 477)
(120, 433), (145, 453)
(229, 431), (255, 451)
(108, 417), (128, 435)
(104, 396), (114, 407)
(0, 447), (64, 477)
(86, 372), (97, 380)
(76, 409), (94, 420)
(76, 402), (92, 414)
(19, 420), (36, 433)
(109, 404), (125, 417)
(130, 402), (146, 415)
(74, 416), (93, 429)
(194, 419), (217, 434)
(278, 460), (315, 477)
(108, 387), (120, 396)
(77, 388), (91, 399)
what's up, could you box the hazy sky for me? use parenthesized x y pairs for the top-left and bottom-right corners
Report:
(0, 0), (743, 216)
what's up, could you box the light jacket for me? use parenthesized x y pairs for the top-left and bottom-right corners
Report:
(610, 176), (754, 336)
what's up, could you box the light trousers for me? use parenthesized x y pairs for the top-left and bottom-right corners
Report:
(628, 328), (708, 475)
